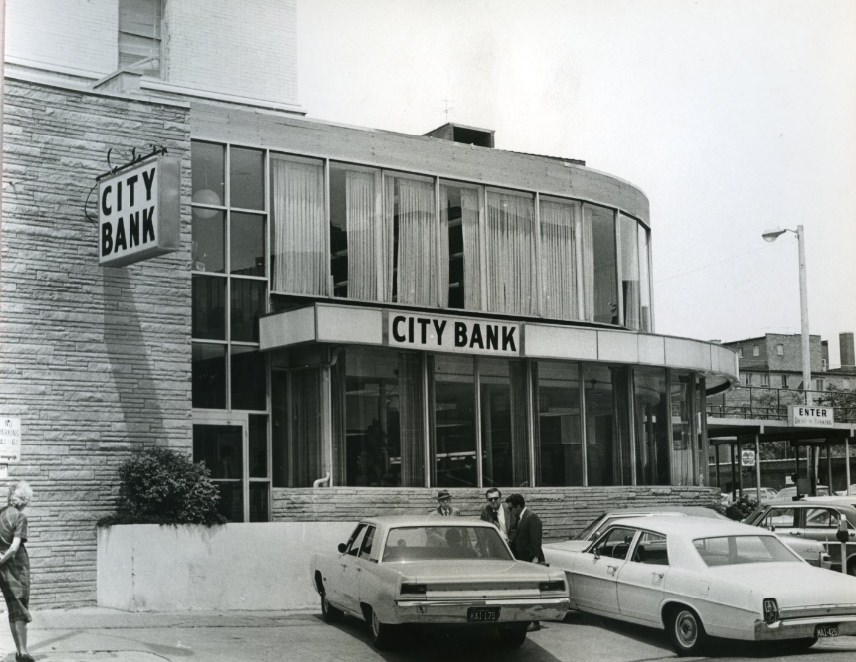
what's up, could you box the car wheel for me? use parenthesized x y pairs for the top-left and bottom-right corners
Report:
(847, 558), (856, 576)
(666, 606), (707, 656)
(368, 607), (396, 650)
(498, 623), (528, 648)
(320, 592), (343, 623)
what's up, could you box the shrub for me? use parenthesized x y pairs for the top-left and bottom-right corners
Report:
(98, 447), (226, 526)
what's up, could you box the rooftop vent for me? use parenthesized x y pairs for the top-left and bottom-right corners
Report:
(425, 123), (495, 148)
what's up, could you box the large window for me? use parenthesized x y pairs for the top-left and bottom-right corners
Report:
(192, 140), (269, 520)
(540, 198), (580, 320)
(119, 0), (162, 75)
(633, 367), (669, 484)
(485, 190), (537, 315)
(583, 205), (618, 324)
(440, 182), (481, 309)
(619, 214), (641, 329)
(384, 174), (440, 305)
(535, 361), (583, 486)
(332, 347), (426, 487)
(329, 163), (382, 299)
(431, 355), (476, 487)
(480, 358), (529, 488)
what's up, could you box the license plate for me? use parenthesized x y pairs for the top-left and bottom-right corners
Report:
(816, 625), (839, 638)
(467, 607), (500, 622)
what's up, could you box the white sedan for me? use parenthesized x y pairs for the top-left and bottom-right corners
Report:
(544, 515), (856, 656)
(311, 516), (570, 649)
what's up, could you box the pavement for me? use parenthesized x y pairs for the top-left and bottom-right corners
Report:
(1, 607), (855, 662)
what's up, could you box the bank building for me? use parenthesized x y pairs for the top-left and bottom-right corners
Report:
(1, 1), (738, 608)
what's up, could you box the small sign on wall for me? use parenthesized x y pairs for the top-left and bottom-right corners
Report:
(99, 155), (180, 267)
(0, 418), (22, 464)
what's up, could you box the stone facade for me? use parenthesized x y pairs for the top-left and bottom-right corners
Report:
(1, 76), (193, 606)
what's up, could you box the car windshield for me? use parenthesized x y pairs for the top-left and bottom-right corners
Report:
(382, 525), (513, 562)
(576, 514), (608, 540)
(693, 534), (802, 567)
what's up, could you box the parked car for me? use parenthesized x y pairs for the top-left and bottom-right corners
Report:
(543, 516), (856, 656)
(310, 516), (570, 649)
(835, 484), (856, 496)
(744, 496), (856, 574)
(567, 506), (829, 568)
(773, 484), (830, 501)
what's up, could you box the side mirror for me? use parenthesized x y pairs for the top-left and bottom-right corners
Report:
(338, 542), (347, 553)
(592, 547), (601, 560)
(836, 520), (849, 544)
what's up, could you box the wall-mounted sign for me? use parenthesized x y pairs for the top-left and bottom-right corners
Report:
(788, 405), (834, 428)
(99, 155), (180, 267)
(388, 313), (521, 357)
(0, 418), (21, 463)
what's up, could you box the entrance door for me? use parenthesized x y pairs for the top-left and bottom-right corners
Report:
(193, 411), (270, 522)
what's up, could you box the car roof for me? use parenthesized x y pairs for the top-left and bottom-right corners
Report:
(357, 515), (492, 528)
(600, 506), (723, 518)
(790, 496), (856, 508)
(609, 515), (773, 538)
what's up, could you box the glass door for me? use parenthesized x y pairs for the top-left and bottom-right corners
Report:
(193, 411), (270, 522)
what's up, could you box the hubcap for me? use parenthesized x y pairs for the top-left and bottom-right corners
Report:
(676, 611), (698, 647)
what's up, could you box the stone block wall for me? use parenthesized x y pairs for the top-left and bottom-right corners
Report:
(272, 485), (721, 542)
(1, 76), (193, 607)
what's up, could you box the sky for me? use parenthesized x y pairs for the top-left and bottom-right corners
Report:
(297, 0), (856, 367)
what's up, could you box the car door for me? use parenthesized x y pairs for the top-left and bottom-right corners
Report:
(800, 506), (855, 568)
(572, 526), (638, 617)
(616, 531), (668, 627)
(334, 524), (369, 613)
(758, 506), (799, 537)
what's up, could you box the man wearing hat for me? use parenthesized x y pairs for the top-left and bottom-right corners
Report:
(428, 489), (461, 517)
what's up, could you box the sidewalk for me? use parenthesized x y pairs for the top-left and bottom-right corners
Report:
(0, 607), (321, 662)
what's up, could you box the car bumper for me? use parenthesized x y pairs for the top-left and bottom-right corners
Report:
(392, 597), (570, 624)
(754, 615), (856, 640)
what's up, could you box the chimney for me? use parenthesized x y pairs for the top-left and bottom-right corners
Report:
(425, 123), (495, 148)
(840, 332), (855, 367)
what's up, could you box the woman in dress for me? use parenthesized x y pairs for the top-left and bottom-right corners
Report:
(0, 481), (33, 662)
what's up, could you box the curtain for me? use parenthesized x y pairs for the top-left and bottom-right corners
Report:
(581, 209), (595, 320)
(620, 215), (641, 329)
(485, 192), (537, 315)
(397, 353), (425, 486)
(461, 188), (480, 309)
(540, 200), (578, 320)
(290, 369), (323, 487)
(509, 361), (531, 486)
(389, 177), (440, 306)
(346, 170), (378, 300)
(271, 157), (327, 295)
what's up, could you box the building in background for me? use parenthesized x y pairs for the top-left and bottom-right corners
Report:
(2, 0), (737, 607)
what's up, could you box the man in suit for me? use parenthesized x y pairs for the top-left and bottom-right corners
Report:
(507, 494), (544, 564)
(428, 489), (461, 517)
(479, 488), (512, 542)
(507, 493), (545, 631)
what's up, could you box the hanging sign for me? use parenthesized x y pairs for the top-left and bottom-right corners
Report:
(0, 418), (22, 463)
(741, 449), (756, 467)
(788, 405), (834, 428)
(99, 155), (180, 267)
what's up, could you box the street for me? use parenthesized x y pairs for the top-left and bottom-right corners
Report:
(5, 608), (855, 662)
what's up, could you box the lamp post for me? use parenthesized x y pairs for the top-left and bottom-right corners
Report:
(762, 225), (810, 405)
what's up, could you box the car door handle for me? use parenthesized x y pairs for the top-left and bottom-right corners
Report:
(791, 532), (802, 536)
(653, 572), (664, 580)
(607, 565), (618, 576)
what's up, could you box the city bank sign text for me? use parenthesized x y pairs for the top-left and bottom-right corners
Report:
(99, 156), (180, 267)
(389, 313), (520, 356)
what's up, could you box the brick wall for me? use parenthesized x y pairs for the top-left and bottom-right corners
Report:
(272, 486), (720, 542)
(164, 0), (298, 106)
(5, 0), (117, 75)
(1, 77), (192, 607)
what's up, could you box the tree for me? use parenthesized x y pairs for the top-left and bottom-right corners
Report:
(816, 384), (856, 422)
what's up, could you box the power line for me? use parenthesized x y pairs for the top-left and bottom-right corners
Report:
(655, 245), (773, 284)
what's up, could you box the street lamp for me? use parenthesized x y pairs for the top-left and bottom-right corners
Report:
(762, 225), (811, 404)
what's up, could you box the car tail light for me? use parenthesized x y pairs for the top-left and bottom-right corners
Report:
(539, 580), (566, 593)
(763, 598), (779, 623)
(400, 583), (427, 595)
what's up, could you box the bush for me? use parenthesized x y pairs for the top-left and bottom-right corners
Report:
(98, 447), (226, 526)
